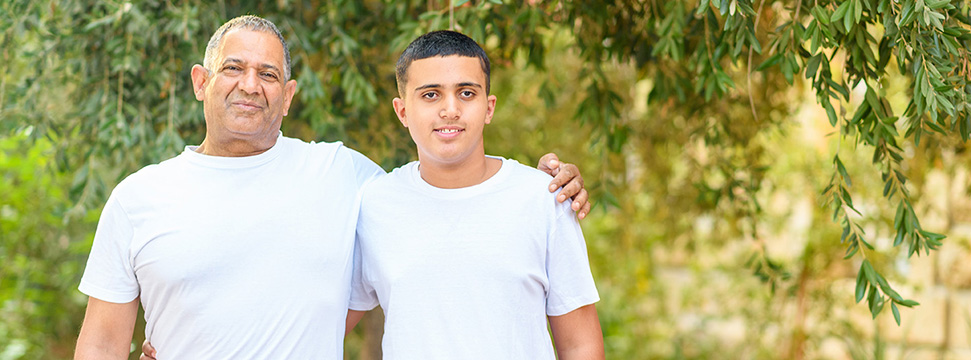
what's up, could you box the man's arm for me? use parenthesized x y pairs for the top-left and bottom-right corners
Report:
(548, 304), (604, 360)
(537, 153), (591, 219)
(75, 297), (139, 360)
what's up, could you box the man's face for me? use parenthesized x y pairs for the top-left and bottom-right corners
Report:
(393, 55), (496, 167)
(193, 29), (296, 146)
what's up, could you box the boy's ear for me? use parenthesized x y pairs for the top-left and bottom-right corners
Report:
(392, 97), (408, 128)
(484, 94), (497, 125)
(190, 64), (209, 101)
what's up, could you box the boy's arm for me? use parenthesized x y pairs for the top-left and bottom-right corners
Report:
(75, 297), (139, 360)
(537, 153), (591, 219)
(346, 309), (367, 335)
(548, 304), (604, 360)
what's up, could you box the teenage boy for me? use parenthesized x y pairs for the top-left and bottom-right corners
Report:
(346, 30), (604, 359)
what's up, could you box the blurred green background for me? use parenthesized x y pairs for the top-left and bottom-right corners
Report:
(2, 0), (971, 359)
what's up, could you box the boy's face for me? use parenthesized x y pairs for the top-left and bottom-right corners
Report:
(393, 55), (496, 168)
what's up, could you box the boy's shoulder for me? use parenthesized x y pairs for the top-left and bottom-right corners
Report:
(496, 156), (556, 183)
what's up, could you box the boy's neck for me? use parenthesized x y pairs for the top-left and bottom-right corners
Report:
(417, 154), (502, 189)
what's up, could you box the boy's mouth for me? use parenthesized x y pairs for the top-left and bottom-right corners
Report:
(434, 126), (464, 137)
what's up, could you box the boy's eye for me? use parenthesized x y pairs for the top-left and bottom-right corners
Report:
(421, 92), (439, 100)
(460, 90), (475, 98)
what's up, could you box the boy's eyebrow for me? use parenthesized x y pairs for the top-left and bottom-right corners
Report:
(413, 84), (441, 91)
(413, 82), (483, 91)
(457, 82), (483, 89)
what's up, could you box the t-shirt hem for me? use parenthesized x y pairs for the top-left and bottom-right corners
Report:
(547, 294), (600, 316)
(78, 281), (138, 303)
(347, 301), (378, 311)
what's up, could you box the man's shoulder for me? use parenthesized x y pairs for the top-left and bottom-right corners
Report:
(279, 135), (346, 156)
(365, 162), (413, 190)
(120, 153), (185, 184)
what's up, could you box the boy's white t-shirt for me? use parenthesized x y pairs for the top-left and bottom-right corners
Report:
(349, 156), (600, 360)
(79, 135), (383, 359)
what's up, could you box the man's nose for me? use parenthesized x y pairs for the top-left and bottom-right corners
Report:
(237, 70), (262, 95)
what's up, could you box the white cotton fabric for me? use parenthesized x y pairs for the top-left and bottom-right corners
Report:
(79, 134), (383, 360)
(349, 156), (600, 360)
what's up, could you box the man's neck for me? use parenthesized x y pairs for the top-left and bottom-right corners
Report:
(418, 154), (502, 189)
(195, 134), (278, 157)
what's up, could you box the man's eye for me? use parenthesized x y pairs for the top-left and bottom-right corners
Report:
(261, 72), (278, 80)
(460, 90), (475, 98)
(422, 92), (438, 99)
(223, 65), (241, 72)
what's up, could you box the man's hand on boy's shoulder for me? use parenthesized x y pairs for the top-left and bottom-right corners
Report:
(538, 153), (592, 220)
(139, 339), (156, 360)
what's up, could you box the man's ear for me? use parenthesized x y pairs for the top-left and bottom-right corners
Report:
(190, 64), (210, 101)
(484, 94), (497, 125)
(392, 97), (408, 128)
(282, 79), (298, 116)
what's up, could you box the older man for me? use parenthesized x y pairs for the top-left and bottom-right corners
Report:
(74, 15), (588, 360)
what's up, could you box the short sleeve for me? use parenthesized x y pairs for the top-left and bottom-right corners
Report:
(348, 233), (379, 311)
(78, 193), (140, 303)
(545, 199), (600, 316)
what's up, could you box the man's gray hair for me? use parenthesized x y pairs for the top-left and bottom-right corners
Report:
(203, 15), (292, 80)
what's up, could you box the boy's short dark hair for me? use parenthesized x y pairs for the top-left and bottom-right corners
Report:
(395, 30), (491, 97)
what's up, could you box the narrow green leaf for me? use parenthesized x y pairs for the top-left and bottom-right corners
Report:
(812, 6), (831, 25)
(825, 100), (838, 126)
(757, 54), (783, 71)
(862, 260), (879, 286)
(805, 53), (822, 79)
(843, 0), (856, 30)
(836, 156), (851, 186)
(891, 302), (901, 325)
(844, 243), (859, 259)
(898, 299), (920, 307)
(871, 289), (885, 317)
(831, 1), (850, 22)
(697, 0), (712, 15)
(855, 265), (868, 302)
(926, 0), (950, 9)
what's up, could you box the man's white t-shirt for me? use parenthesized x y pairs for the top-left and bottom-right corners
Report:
(349, 157), (599, 360)
(79, 135), (383, 359)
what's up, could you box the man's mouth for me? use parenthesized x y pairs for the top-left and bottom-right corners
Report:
(436, 128), (462, 134)
(231, 101), (263, 111)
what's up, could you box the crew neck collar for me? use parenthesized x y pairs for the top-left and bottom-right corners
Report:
(181, 132), (286, 169)
(408, 156), (511, 199)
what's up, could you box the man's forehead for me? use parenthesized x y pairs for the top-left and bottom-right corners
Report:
(215, 29), (285, 65)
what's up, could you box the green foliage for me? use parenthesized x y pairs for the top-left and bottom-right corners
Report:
(0, 130), (93, 359)
(3, 0), (969, 358)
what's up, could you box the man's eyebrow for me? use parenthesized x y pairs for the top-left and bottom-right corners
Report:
(258, 63), (281, 74)
(219, 58), (281, 74)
